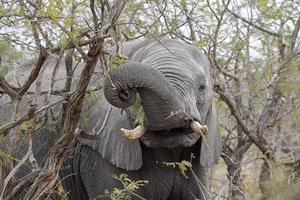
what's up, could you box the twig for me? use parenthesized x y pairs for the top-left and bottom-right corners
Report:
(226, 8), (280, 37)
(0, 99), (65, 135)
(214, 84), (272, 158)
(0, 142), (33, 199)
(90, 0), (99, 28)
(288, 16), (300, 53)
(48, 37), (104, 54)
(55, 21), (91, 61)
(4, 170), (40, 200)
(95, 106), (112, 135)
(0, 76), (18, 98)
(0, 105), (36, 135)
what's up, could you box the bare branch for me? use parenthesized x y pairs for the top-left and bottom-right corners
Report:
(90, 0), (99, 28)
(55, 21), (91, 61)
(0, 99), (64, 135)
(0, 77), (18, 98)
(18, 47), (48, 97)
(96, 106), (112, 135)
(214, 84), (272, 158)
(0, 46), (49, 99)
(49, 37), (97, 54)
(5, 171), (40, 200)
(0, 105), (36, 135)
(226, 8), (280, 37)
(289, 15), (300, 53)
(0, 148), (31, 199)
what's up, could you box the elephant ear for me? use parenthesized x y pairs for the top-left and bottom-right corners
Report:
(200, 103), (222, 167)
(77, 91), (142, 171)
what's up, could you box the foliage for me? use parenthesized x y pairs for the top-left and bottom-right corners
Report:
(0, 39), (23, 76)
(132, 94), (144, 127)
(79, 113), (90, 129)
(0, 134), (4, 143)
(0, 150), (19, 166)
(105, 174), (148, 200)
(108, 54), (129, 70)
(162, 160), (193, 179)
(20, 121), (42, 135)
(83, 91), (101, 107)
(0, 0), (300, 198)
(80, 91), (102, 128)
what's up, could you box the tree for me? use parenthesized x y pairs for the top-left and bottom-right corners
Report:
(1, 0), (300, 199)
(0, 0), (126, 199)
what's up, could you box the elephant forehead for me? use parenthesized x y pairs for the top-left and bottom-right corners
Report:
(143, 51), (205, 79)
(164, 54), (203, 71)
(132, 40), (206, 78)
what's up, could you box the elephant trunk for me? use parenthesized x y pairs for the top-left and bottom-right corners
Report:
(104, 63), (185, 130)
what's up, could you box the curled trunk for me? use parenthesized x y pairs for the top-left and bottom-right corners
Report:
(104, 63), (185, 130)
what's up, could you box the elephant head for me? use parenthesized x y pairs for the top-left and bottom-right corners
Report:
(84, 39), (221, 170)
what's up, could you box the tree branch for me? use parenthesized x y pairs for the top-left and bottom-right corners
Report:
(226, 8), (280, 37)
(18, 47), (48, 97)
(289, 15), (300, 53)
(0, 105), (36, 135)
(214, 84), (272, 159)
(0, 47), (48, 99)
(23, 1), (126, 198)
(0, 99), (65, 135)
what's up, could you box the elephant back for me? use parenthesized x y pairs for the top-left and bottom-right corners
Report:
(4, 56), (103, 93)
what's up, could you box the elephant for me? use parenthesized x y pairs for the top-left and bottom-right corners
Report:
(0, 38), (221, 200)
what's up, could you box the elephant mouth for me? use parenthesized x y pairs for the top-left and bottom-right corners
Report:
(140, 127), (201, 148)
(120, 120), (208, 148)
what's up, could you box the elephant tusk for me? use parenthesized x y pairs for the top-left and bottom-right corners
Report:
(190, 121), (208, 136)
(121, 125), (147, 140)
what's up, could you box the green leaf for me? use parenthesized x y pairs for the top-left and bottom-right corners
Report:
(0, 5), (7, 18)
(180, 0), (187, 8)
(108, 54), (129, 70)
(132, 94), (144, 127)
(106, 174), (148, 200)
(47, 0), (64, 23)
(162, 160), (193, 178)
(256, 0), (268, 9)
(0, 150), (20, 166)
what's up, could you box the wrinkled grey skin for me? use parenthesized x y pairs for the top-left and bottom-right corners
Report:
(0, 39), (221, 200)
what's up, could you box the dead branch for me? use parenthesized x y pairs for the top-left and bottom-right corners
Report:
(0, 105), (36, 135)
(0, 77), (18, 98)
(214, 84), (272, 159)
(0, 149), (31, 200)
(48, 37), (102, 54)
(0, 47), (48, 99)
(226, 8), (280, 37)
(96, 106), (112, 135)
(289, 16), (300, 53)
(0, 99), (65, 136)
(90, 0), (99, 28)
(4, 170), (40, 200)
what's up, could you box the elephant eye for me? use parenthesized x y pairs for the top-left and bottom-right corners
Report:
(199, 83), (206, 92)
